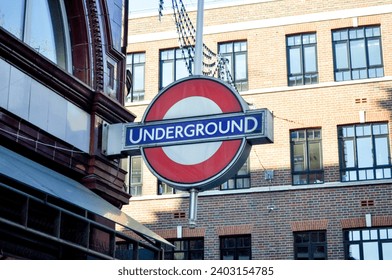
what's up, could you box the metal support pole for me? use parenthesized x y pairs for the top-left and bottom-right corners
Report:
(188, 188), (199, 228)
(194, 0), (204, 75)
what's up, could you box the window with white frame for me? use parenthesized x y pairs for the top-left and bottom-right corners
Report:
(129, 156), (142, 196)
(344, 228), (392, 260)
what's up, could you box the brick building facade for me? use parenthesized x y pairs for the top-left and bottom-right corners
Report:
(123, 0), (392, 260)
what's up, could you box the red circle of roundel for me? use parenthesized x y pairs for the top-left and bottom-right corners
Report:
(142, 77), (246, 187)
(143, 78), (242, 122)
(144, 140), (243, 184)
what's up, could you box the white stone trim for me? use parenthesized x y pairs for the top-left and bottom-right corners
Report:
(128, 4), (392, 43)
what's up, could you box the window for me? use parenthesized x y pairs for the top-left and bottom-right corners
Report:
(286, 33), (318, 86)
(221, 159), (250, 190)
(157, 180), (185, 195)
(218, 41), (248, 91)
(220, 235), (251, 260)
(126, 53), (145, 103)
(129, 156), (142, 196)
(344, 228), (392, 260)
(290, 128), (323, 185)
(163, 238), (204, 260)
(106, 0), (125, 52)
(332, 26), (384, 81)
(107, 62), (115, 90)
(0, 0), (71, 71)
(338, 123), (392, 182)
(294, 231), (327, 260)
(160, 48), (193, 89)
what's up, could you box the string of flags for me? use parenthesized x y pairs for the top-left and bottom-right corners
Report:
(158, 0), (238, 91)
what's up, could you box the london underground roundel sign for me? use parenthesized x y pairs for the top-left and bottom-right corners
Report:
(103, 76), (273, 191)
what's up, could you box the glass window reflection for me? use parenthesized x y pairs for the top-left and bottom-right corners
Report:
(338, 123), (391, 182)
(218, 41), (248, 91)
(163, 238), (204, 260)
(0, 0), (25, 39)
(286, 33), (318, 86)
(344, 228), (392, 260)
(333, 25), (384, 81)
(0, 0), (70, 71)
(291, 128), (323, 185)
(220, 235), (251, 260)
(160, 48), (192, 89)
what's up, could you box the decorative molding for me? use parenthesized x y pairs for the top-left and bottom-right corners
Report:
(128, 4), (392, 43)
(87, 0), (104, 92)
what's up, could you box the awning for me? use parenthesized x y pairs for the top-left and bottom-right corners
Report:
(0, 145), (171, 247)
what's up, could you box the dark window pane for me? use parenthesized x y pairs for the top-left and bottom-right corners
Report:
(291, 129), (323, 185)
(237, 249), (251, 260)
(293, 143), (306, 171)
(223, 238), (236, 248)
(309, 142), (322, 170)
(222, 251), (235, 260)
(294, 231), (327, 260)
(221, 235), (251, 260)
(165, 238), (204, 260)
(174, 252), (186, 260)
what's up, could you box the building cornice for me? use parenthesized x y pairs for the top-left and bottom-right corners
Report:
(129, 178), (392, 202)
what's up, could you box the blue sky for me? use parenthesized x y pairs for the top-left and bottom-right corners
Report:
(129, 0), (240, 14)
